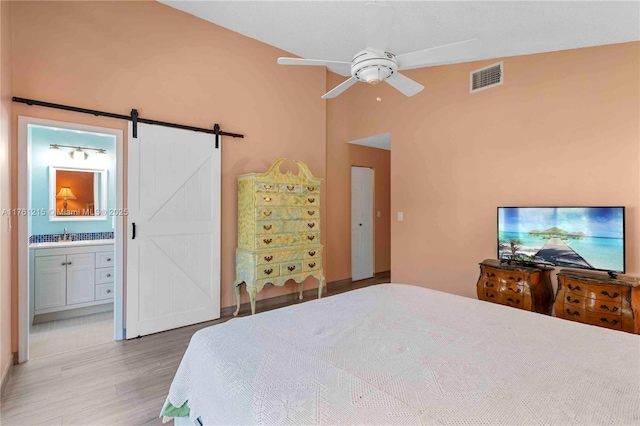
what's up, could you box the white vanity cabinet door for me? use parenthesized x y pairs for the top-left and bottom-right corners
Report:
(66, 253), (96, 305)
(34, 255), (67, 311)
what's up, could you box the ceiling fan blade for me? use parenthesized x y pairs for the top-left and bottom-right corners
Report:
(277, 57), (351, 76)
(396, 39), (480, 70)
(385, 72), (424, 97)
(365, 3), (396, 54)
(321, 77), (358, 99)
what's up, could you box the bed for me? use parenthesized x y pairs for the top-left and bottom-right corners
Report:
(162, 284), (640, 425)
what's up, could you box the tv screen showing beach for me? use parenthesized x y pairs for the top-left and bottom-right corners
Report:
(498, 207), (625, 273)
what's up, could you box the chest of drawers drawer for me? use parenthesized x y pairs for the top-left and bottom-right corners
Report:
(476, 260), (554, 315)
(555, 270), (640, 333)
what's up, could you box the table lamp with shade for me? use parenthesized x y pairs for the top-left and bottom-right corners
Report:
(56, 186), (76, 215)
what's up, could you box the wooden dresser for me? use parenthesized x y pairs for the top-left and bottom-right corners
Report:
(555, 269), (640, 333)
(477, 259), (554, 314)
(234, 158), (325, 315)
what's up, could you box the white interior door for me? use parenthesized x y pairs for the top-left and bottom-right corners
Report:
(351, 167), (374, 281)
(126, 123), (221, 338)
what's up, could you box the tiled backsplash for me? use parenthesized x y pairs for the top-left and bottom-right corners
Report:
(29, 232), (114, 244)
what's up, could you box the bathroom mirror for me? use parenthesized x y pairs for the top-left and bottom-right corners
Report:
(49, 166), (108, 221)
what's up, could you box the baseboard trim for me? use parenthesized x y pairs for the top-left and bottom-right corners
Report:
(0, 352), (15, 397)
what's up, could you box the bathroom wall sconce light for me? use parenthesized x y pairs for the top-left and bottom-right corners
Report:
(49, 144), (108, 163)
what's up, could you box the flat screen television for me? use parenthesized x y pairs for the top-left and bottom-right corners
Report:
(497, 207), (625, 273)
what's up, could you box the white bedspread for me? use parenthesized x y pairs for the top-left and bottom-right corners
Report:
(165, 284), (640, 425)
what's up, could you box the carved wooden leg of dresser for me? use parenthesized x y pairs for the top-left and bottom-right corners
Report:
(298, 281), (304, 300)
(318, 274), (325, 298)
(248, 284), (258, 315)
(233, 282), (242, 317)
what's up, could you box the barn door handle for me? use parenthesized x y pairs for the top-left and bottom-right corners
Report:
(132, 222), (136, 239)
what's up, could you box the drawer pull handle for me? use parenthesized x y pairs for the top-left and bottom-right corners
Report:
(263, 196), (272, 202)
(567, 284), (582, 291)
(308, 251), (316, 257)
(287, 185), (294, 191)
(106, 258), (112, 261)
(264, 256), (273, 262)
(485, 292), (494, 298)
(600, 317), (619, 325)
(507, 287), (522, 293)
(486, 272), (495, 277)
(61, 262), (66, 266)
(264, 268), (273, 275)
(601, 291), (619, 299)
(308, 210), (315, 216)
(308, 262), (316, 268)
(66, 262), (72, 265)
(106, 274), (111, 277)
(263, 225), (272, 231)
(263, 184), (272, 190)
(566, 309), (580, 316)
(506, 298), (520, 304)
(307, 235), (315, 241)
(287, 265), (296, 272)
(307, 223), (315, 228)
(307, 186), (315, 191)
(485, 282), (494, 288)
(308, 197), (315, 203)
(600, 304), (619, 312)
(263, 211), (272, 217)
(566, 296), (580, 304)
(263, 238), (272, 245)
(106, 289), (111, 294)
(508, 276), (522, 282)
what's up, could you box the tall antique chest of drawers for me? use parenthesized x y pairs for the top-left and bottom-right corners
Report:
(476, 259), (555, 314)
(555, 269), (640, 333)
(234, 158), (325, 315)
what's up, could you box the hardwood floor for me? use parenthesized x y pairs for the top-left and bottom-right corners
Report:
(0, 272), (390, 425)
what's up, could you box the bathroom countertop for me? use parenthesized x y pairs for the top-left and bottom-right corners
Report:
(29, 239), (115, 249)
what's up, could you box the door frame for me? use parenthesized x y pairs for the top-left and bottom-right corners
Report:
(18, 116), (125, 363)
(351, 165), (375, 281)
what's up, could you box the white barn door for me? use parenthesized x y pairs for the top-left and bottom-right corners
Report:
(126, 123), (220, 338)
(351, 166), (374, 281)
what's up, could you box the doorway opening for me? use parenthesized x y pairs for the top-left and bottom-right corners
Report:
(18, 117), (124, 361)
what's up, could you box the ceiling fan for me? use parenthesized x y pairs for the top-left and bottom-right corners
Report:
(277, 3), (480, 99)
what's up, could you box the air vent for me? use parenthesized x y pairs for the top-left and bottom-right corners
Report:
(470, 62), (503, 93)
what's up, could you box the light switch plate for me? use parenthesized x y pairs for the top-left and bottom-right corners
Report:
(377, 211), (381, 218)
(397, 212), (403, 222)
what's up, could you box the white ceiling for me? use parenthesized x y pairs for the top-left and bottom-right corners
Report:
(161, 1), (639, 75)
(350, 132), (391, 150)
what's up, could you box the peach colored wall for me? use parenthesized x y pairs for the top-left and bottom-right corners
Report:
(338, 42), (640, 298)
(9, 1), (326, 349)
(325, 72), (391, 282)
(1, 0), (13, 382)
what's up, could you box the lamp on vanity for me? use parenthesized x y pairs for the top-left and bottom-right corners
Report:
(56, 186), (77, 215)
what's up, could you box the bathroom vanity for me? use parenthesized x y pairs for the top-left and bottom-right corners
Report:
(30, 240), (114, 319)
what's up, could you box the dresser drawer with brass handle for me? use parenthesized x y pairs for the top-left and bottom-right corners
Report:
(278, 183), (300, 193)
(255, 220), (321, 235)
(476, 260), (553, 315)
(303, 260), (321, 272)
(254, 194), (317, 207)
(555, 269), (639, 333)
(255, 182), (278, 193)
(280, 261), (302, 276)
(257, 267), (279, 279)
(254, 207), (321, 221)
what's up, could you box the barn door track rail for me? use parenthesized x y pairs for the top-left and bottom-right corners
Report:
(12, 97), (243, 148)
